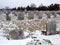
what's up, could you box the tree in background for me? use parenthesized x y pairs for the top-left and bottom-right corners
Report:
(3, 3), (60, 11)
(48, 4), (59, 11)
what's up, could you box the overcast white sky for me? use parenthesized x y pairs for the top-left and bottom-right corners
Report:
(0, 0), (60, 8)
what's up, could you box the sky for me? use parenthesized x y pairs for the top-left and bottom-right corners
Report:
(0, 0), (60, 8)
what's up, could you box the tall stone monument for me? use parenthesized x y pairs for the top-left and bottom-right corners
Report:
(46, 19), (56, 35)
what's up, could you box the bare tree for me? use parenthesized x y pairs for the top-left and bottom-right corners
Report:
(30, 3), (36, 8)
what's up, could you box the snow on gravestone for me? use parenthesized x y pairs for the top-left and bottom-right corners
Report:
(28, 12), (34, 19)
(9, 12), (17, 21)
(46, 19), (56, 35)
(17, 12), (24, 20)
(9, 29), (25, 40)
(5, 12), (11, 21)
(0, 13), (6, 21)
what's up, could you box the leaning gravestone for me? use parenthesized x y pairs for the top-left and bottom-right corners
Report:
(46, 19), (56, 35)
(9, 29), (25, 40)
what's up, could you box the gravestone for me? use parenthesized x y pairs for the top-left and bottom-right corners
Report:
(28, 12), (34, 19)
(46, 20), (56, 35)
(5, 11), (11, 21)
(9, 29), (25, 40)
(10, 12), (17, 21)
(37, 12), (42, 19)
(17, 12), (24, 20)
(0, 13), (6, 21)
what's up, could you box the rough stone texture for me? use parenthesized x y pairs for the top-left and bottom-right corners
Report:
(46, 19), (56, 35)
(17, 12), (24, 20)
(9, 29), (25, 40)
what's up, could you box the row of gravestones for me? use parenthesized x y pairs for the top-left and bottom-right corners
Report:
(10, 11), (60, 20)
(0, 10), (60, 21)
(7, 19), (57, 40)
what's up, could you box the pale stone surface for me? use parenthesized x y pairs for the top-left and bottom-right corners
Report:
(46, 19), (56, 35)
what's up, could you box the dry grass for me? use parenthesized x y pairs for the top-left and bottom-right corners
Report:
(16, 19), (47, 32)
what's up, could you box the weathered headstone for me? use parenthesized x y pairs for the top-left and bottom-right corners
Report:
(17, 12), (24, 20)
(46, 20), (56, 35)
(9, 29), (25, 40)
(37, 12), (42, 19)
(6, 11), (11, 21)
(0, 13), (6, 21)
(28, 12), (34, 19)
(10, 12), (17, 21)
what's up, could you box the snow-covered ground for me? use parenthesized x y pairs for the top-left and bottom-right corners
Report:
(0, 21), (60, 45)
(0, 38), (32, 45)
(0, 29), (60, 45)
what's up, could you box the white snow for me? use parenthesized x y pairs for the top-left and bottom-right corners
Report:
(0, 21), (60, 45)
(0, 30), (60, 45)
(0, 38), (32, 45)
